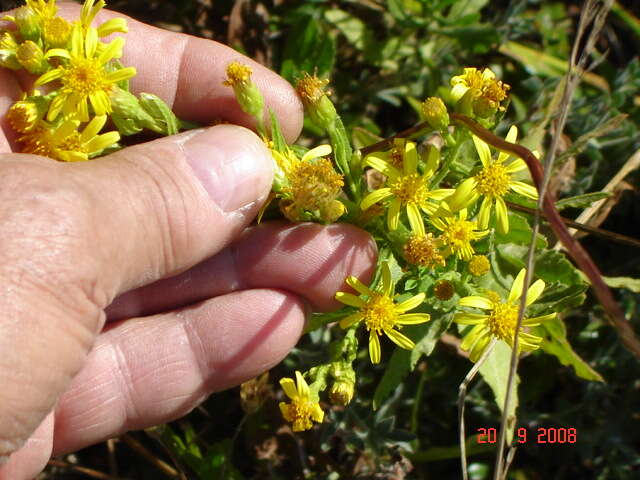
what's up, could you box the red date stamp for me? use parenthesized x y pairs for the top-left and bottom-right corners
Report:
(476, 427), (577, 444)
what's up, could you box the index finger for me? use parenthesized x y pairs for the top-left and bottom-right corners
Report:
(55, 2), (303, 142)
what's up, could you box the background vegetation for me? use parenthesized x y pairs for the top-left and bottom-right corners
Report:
(32, 0), (640, 478)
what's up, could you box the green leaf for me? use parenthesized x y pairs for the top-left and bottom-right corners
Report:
(541, 317), (604, 382)
(269, 110), (288, 152)
(602, 276), (640, 293)
(139, 92), (180, 135)
(280, 17), (335, 82)
(373, 348), (411, 411)
(499, 41), (609, 91)
(494, 212), (547, 247)
(324, 9), (368, 51)
(555, 114), (628, 166)
(373, 314), (450, 409)
(478, 341), (518, 443)
(447, 0), (489, 20)
(554, 192), (612, 211)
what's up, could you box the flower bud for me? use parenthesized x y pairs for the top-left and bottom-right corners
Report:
(7, 100), (40, 133)
(0, 32), (21, 70)
(329, 379), (355, 406)
(433, 279), (455, 301)
(43, 16), (72, 48)
(223, 62), (264, 119)
(328, 361), (356, 406)
(14, 6), (42, 42)
(296, 73), (337, 129)
(468, 255), (490, 276)
(421, 97), (450, 132)
(16, 40), (48, 74)
(240, 372), (271, 414)
(110, 87), (159, 134)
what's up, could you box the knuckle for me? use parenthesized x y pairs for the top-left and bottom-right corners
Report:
(116, 143), (196, 277)
(0, 157), (108, 309)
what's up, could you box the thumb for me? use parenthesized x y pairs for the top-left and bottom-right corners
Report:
(0, 124), (273, 459)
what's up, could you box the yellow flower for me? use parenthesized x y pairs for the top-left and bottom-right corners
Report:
(361, 140), (452, 235)
(25, 0), (57, 20)
(295, 72), (330, 105)
(468, 255), (490, 276)
(450, 67), (510, 114)
(279, 371), (324, 432)
(454, 268), (557, 362)
(223, 61), (253, 86)
(431, 208), (488, 261)
(447, 126), (538, 234)
(335, 261), (431, 364)
(80, 0), (106, 29)
(18, 115), (120, 162)
(7, 99), (41, 133)
(271, 144), (345, 223)
(403, 232), (445, 269)
(36, 24), (136, 122)
(43, 16), (72, 47)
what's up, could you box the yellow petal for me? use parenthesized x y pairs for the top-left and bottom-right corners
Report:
(448, 177), (477, 212)
(361, 188), (392, 211)
(495, 196), (509, 234)
(279, 377), (298, 400)
(497, 125), (518, 162)
(407, 203), (425, 236)
(478, 196), (493, 229)
(106, 66), (137, 83)
(453, 312), (488, 325)
(85, 27), (99, 58)
(81, 114), (107, 142)
(387, 198), (401, 231)
(85, 131), (119, 154)
(510, 181), (538, 200)
(460, 295), (493, 310)
(525, 279), (545, 306)
(395, 293), (425, 313)
(301, 144), (332, 162)
(403, 141), (418, 175)
(423, 144), (440, 178)
(524, 312), (557, 324)
(505, 158), (527, 173)
(508, 269), (527, 303)
(385, 328), (415, 350)
(295, 371), (310, 398)
(339, 312), (363, 329)
(380, 261), (393, 297)
(279, 401), (293, 421)
(364, 155), (401, 179)
(396, 313), (431, 325)
(44, 48), (71, 59)
(335, 292), (366, 308)
(369, 332), (381, 364)
(472, 134), (492, 167)
(98, 36), (125, 64)
(35, 68), (64, 86)
(46, 93), (67, 121)
(345, 276), (373, 296)
(311, 403), (324, 423)
(97, 17), (128, 37)
(460, 324), (485, 351)
(469, 335), (491, 362)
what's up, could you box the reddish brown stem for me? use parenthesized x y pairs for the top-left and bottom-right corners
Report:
(451, 113), (640, 359)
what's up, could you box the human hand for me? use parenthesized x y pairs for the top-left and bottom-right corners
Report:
(0, 4), (376, 478)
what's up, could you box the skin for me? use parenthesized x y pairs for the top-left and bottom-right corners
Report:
(0, 4), (377, 478)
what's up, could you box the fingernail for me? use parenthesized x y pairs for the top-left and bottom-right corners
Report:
(183, 125), (273, 212)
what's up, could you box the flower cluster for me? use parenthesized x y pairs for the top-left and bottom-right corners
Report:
(255, 67), (560, 432)
(2, 0), (179, 162)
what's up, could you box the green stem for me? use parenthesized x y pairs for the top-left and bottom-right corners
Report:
(430, 134), (462, 188)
